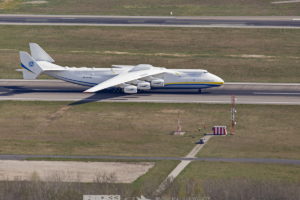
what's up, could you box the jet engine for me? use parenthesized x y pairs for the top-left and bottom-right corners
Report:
(123, 85), (138, 94)
(137, 81), (151, 90)
(151, 79), (164, 87)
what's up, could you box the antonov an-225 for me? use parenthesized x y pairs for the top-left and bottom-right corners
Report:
(18, 43), (224, 93)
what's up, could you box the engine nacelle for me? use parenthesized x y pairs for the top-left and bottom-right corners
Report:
(151, 79), (164, 87)
(137, 81), (151, 90)
(123, 85), (138, 94)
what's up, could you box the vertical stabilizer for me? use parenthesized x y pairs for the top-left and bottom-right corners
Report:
(29, 43), (55, 63)
(19, 51), (43, 79)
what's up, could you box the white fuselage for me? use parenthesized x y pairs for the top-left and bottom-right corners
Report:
(43, 65), (224, 90)
(19, 43), (224, 93)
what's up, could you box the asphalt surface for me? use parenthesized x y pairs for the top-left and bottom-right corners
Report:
(0, 80), (300, 105)
(0, 15), (300, 28)
(0, 154), (299, 165)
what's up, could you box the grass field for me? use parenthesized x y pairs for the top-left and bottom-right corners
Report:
(23, 159), (300, 198)
(0, 0), (300, 16)
(179, 162), (300, 183)
(0, 100), (300, 198)
(1, 161), (298, 200)
(170, 162), (300, 198)
(0, 101), (299, 159)
(198, 104), (300, 160)
(0, 26), (300, 82)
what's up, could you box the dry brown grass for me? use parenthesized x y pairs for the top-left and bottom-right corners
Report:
(0, 101), (299, 160)
(0, 26), (300, 82)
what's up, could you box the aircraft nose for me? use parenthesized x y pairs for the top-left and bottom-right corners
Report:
(209, 73), (224, 85)
(216, 76), (224, 84)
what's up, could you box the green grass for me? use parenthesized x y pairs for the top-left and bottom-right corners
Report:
(0, 0), (300, 16)
(0, 100), (300, 198)
(179, 162), (300, 183)
(198, 104), (300, 159)
(169, 162), (300, 198)
(0, 26), (300, 82)
(0, 101), (299, 160)
(132, 160), (179, 195)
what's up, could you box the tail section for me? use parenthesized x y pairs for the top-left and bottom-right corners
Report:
(18, 51), (43, 80)
(29, 43), (54, 63)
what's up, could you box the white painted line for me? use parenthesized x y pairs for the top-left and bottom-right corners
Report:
(0, 79), (62, 82)
(272, 0), (300, 3)
(0, 22), (300, 29)
(254, 92), (300, 95)
(225, 82), (300, 86)
(292, 19), (300, 21)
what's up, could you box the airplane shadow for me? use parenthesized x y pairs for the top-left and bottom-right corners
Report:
(0, 86), (37, 96)
(0, 85), (225, 107)
(68, 91), (126, 106)
(0, 85), (127, 106)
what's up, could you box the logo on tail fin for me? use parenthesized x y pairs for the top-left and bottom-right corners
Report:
(29, 61), (34, 67)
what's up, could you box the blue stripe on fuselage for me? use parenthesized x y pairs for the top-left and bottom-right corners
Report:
(52, 74), (98, 86)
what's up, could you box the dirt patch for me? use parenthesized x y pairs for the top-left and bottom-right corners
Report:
(0, 160), (154, 183)
(35, 105), (71, 134)
(160, 109), (185, 114)
(23, 0), (48, 4)
(229, 54), (275, 59)
(71, 50), (192, 58)
(0, 0), (19, 9)
(48, 105), (71, 120)
(0, 48), (17, 52)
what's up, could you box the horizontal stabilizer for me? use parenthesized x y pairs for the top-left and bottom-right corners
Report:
(30, 43), (55, 63)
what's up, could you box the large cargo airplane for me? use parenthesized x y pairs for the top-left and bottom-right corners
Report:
(18, 43), (224, 93)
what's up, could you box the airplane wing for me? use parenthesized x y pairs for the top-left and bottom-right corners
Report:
(84, 65), (168, 93)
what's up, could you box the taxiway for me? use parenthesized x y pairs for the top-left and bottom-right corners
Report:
(0, 15), (300, 28)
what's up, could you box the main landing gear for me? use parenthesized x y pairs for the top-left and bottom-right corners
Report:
(198, 89), (202, 93)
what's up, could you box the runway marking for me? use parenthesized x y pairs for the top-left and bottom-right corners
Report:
(0, 79), (64, 82)
(0, 22), (300, 29)
(225, 82), (300, 86)
(272, 0), (300, 3)
(254, 92), (300, 95)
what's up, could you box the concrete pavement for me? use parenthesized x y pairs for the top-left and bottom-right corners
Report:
(0, 15), (300, 28)
(0, 80), (300, 105)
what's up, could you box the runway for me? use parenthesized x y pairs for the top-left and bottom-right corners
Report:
(0, 15), (300, 28)
(0, 80), (300, 105)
